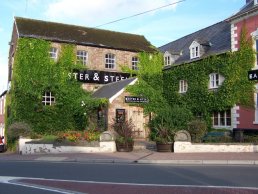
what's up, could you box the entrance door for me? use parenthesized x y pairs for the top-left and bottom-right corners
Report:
(128, 108), (145, 139)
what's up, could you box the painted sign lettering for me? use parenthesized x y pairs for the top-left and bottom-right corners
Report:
(248, 69), (258, 81)
(125, 96), (148, 103)
(68, 70), (132, 84)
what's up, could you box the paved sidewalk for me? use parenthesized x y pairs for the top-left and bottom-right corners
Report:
(1, 151), (258, 165)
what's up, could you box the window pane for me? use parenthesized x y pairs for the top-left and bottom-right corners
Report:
(213, 112), (219, 125)
(220, 111), (225, 126)
(256, 40), (258, 66)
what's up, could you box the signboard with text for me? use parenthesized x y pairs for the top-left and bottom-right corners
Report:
(125, 96), (148, 103)
(248, 69), (258, 81)
(68, 70), (132, 84)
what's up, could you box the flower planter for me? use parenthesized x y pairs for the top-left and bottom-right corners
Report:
(156, 142), (173, 152)
(116, 141), (134, 152)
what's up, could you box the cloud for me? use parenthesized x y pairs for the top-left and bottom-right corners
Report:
(44, 0), (178, 27)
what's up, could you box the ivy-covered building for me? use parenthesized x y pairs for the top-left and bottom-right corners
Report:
(159, 0), (257, 132)
(227, 0), (258, 130)
(7, 17), (155, 137)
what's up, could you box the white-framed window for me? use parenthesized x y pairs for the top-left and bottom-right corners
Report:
(132, 56), (138, 70)
(42, 91), (55, 106)
(49, 47), (58, 61)
(254, 84), (258, 124)
(212, 110), (231, 128)
(105, 53), (115, 69)
(251, 29), (258, 68)
(76, 50), (87, 65)
(209, 73), (224, 89)
(179, 80), (188, 93)
(164, 56), (171, 66)
(189, 41), (200, 59)
(164, 51), (172, 66)
(255, 39), (258, 67)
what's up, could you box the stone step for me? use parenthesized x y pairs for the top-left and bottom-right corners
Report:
(133, 140), (156, 151)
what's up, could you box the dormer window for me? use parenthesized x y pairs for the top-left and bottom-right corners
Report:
(189, 41), (200, 59)
(164, 51), (172, 66)
(209, 73), (225, 89)
(49, 47), (58, 61)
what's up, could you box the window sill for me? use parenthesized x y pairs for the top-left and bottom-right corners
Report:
(253, 121), (258, 125)
(212, 126), (231, 129)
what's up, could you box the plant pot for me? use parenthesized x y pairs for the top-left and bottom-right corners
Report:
(156, 142), (173, 152)
(116, 141), (134, 152)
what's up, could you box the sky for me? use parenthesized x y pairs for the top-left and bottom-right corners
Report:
(0, 0), (245, 93)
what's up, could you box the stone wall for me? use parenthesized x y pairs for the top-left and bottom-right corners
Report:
(174, 141), (258, 153)
(19, 138), (116, 155)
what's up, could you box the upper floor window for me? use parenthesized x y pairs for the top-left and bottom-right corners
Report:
(189, 41), (200, 59)
(42, 91), (55, 106)
(132, 56), (138, 70)
(255, 37), (258, 66)
(164, 51), (172, 66)
(209, 73), (224, 89)
(49, 47), (58, 61)
(105, 53), (115, 69)
(179, 80), (188, 93)
(212, 110), (231, 128)
(77, 50), (87, 66)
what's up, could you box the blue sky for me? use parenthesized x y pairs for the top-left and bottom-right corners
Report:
(0, 0), (245, 92)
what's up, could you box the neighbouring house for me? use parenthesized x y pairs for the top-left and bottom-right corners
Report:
(159, 0), (258, 135)
(0, 90), (7, 143)
(8, 17), (155, 139)
(226, 0), (258, 131)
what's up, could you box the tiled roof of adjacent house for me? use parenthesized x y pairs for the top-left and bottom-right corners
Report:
(15, 17), (156, 52)
(92, 77), (136, 101)
(227, 0), (258, 21)
(159, 21), (231, 66)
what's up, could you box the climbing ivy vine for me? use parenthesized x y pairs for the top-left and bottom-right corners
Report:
(163, 29), (255, 127)
(8, 38), (102, 134)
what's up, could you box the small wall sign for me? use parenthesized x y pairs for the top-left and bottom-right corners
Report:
(125, 96), (148, 103)
(68, 70), (132, 84)
(248, 69), (258, 81)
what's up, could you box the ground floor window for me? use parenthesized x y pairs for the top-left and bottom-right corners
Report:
(212, 110), (231, 128)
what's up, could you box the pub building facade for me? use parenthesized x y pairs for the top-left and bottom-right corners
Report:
(8, 17), (156, 139)
(159, 0), (258, 134)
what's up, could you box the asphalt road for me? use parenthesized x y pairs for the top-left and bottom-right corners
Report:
(0, 161), (258, 193)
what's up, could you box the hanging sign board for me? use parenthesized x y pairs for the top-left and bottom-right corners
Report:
(125, 96), (148, 103)
(248, 69), (258, 81)
(68, 70), (132, 84)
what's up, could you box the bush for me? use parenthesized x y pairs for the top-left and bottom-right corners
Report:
(7, 122), (32, 142)
(149, 106), (193, 142)
(187, 119), (207, 143)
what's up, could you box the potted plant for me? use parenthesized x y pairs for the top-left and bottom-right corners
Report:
(112, 119), (135, 152)
(149, 106), (193, 152)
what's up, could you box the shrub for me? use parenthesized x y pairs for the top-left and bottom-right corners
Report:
(187, 119), (207, 143)
(7, 122), (32, 142)
(149, 106), (193, 142)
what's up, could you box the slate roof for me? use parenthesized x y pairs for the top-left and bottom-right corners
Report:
(15, 17), (156, 52)
(159, 21), (231, 66)
(227, 0), (258, 21)
(92, 77), (136, 100)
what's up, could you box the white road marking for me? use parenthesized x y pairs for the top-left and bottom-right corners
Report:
(0, 176), (258, 191)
